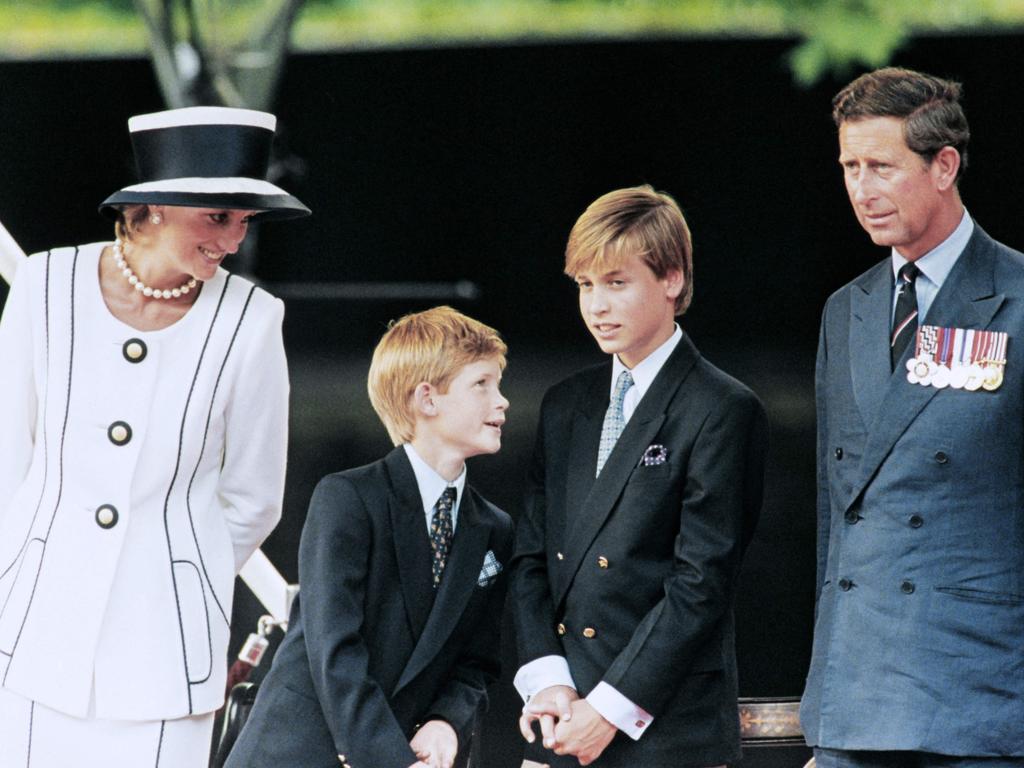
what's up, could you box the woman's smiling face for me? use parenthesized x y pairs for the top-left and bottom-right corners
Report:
(149, 206), (255, 282)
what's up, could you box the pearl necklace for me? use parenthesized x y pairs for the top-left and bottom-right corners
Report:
(112, 239), (198, 300)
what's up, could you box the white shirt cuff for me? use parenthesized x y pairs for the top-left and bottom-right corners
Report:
(586, 681), (654, 741)
(513, 656), (577, 702)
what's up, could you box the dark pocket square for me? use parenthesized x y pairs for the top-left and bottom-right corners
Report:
(639, 444), (668, 466)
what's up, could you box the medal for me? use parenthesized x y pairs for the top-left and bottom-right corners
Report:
(910, 325), (1009, 393)
(963, 363), (984, 391)
(906, 355), (934, 386)
(982, 365), (1004, 391)
(948, 365), (968, 389)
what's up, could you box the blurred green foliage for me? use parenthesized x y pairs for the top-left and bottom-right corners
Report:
(1, 0), (1023, 84)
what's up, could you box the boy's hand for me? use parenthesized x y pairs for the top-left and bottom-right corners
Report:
(518, 684), (579, 749)
(552, 699), (616, 765)
(410, 719), (458, 768)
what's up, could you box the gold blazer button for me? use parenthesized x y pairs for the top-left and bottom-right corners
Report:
(597, 556), (609, 568)
(582, 627), (596, 639)
(557, 623), (566, 636)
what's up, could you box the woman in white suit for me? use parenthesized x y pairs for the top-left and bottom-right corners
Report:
(0, 106), (309, 766)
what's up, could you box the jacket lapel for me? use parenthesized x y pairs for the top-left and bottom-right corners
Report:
(845, 228), (1003, 512)
(564, 370), (608, 530)
(386, 448), (435, 640)
(393, 489), (490, 695)
(554, 334), (698, 608)
(848, 260), (895, 423)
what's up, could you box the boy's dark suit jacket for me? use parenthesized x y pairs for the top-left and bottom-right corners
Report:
(225, 447), (513, 768)
(511, 332), (768, 768)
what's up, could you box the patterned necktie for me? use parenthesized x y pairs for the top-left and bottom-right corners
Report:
(429, 487), (456, 588)
(891, 263), (920, 370)
(596, 370), (634, 477)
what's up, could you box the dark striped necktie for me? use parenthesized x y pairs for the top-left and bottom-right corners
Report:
(891, 263), (920, 370)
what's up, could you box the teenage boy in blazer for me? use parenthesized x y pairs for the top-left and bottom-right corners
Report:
(226, 306), (513, 768)
(511, 186), (768, 767)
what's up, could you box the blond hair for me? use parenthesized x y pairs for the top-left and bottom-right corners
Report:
(368, 306), (507, 445)
(564, 185), (693, 316)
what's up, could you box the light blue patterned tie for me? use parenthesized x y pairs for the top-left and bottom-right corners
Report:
(596, 370), (634, 477)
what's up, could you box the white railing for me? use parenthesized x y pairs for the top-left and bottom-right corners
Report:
(0, 220), (293, 624)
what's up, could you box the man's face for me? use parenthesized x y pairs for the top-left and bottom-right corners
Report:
(839, 116), (948, 261)
(574, 250), (682, 369)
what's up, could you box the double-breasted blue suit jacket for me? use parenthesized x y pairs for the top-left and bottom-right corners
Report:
(511, 333), (768, 767)
(225, 447), (513, 768)
(801, 225), (1024, 756)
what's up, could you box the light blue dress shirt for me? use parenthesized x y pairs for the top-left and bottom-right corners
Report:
(891, 209), (974, 324)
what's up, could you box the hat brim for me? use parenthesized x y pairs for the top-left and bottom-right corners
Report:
(99, 190), (311, 222)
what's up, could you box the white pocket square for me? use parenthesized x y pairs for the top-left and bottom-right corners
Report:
(477, 549), (502, 586)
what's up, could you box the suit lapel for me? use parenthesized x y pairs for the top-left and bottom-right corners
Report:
(386, 448), (435, 640)
(393, 489), (490, 695)
(846, 229), (1003, 512)
(554, 335), (698, 608)
(564, 370), (608, 530)
(848, 260), (895, 423)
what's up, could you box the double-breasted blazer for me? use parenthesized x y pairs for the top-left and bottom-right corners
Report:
(0, 243), (288, 720)
(225, 447), (513, 768)
(801, 225), (1024, 756)
(511, 333), (768, 767)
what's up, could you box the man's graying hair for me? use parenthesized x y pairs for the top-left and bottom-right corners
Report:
(832, 67), (970, 180)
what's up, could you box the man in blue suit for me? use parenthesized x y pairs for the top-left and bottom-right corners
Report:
(801, 67), (1024, 767)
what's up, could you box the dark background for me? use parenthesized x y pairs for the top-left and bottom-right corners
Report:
(2, 32), (1022, 765)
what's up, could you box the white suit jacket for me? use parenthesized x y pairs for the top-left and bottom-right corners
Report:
(0, 242), (288, 720)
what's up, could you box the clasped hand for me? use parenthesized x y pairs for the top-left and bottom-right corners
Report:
(518, 686), (617, 765)
(409, 719), (458, 768)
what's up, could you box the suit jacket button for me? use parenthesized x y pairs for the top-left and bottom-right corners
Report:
(122, 338), (147, 363)
(107, 421), (132, 445)
(557, 623), (566, 636)
(597, 556), (609, 568)
(838, 578), (852, 591)
(582, 627), (596, 639)
(900, 580), (915, 594)
(556, 552), (564, 561)
(909, 514), (924, 528)
(934, 451), (949, 464)
(95, 504), (119, 529)
(844, 510), (859, 524)
(834, 447), (844, 460)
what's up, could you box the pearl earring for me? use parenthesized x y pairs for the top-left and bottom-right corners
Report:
(150, 213), (163, 225)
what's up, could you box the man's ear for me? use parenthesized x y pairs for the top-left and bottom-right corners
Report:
(932, 146), (961, 191)
(413, 382), (437, 416)
(663, 268), (684, 301)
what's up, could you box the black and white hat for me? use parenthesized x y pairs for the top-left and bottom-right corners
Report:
(100, 106), (310, 221)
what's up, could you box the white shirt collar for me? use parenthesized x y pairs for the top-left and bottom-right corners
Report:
(611, 325), (682, 424)
(891, 208), (973, 288)
(402, 443), (466, 532)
